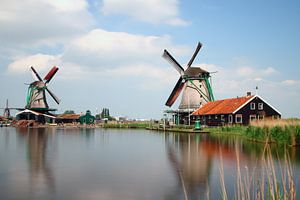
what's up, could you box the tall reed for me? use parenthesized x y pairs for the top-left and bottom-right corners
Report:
(218, 142), (296, 200)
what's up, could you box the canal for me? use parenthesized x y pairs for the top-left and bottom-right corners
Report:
(0, 127), (299, 200)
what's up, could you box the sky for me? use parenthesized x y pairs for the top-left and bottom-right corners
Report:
(0, 0), (299, 119)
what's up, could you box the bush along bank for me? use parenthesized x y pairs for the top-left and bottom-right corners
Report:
(208, 125), (300, 145)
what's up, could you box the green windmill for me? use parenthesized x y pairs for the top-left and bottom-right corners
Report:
(26, 66), (60, 112)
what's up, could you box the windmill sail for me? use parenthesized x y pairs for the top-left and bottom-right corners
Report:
(163, 42), (214, 109)
(26, 66), (60, 111)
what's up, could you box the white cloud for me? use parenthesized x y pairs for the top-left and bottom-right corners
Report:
(101, 0), (189, 26)
(236, 66), (277, 80)
(237, 66), (254, 77)
(281, 79), (300, 86)
(42, 0), (88, 12)
(63, 28), (189, 68)
(6, 28), (185, 90)
(7, 54), (62, 74)
(57, 62), (177, 90)
(0, 0), (93, 48)
(262, 67), (278, 76)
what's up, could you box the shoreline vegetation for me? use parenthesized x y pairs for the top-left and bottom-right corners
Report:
(209, 119), (300, 146)
(7, 118), (300, 145)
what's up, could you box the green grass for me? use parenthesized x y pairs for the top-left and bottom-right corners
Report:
(101, 122), (150, 129)
(207, 125), (300, 145)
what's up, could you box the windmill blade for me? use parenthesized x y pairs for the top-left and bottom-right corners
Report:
(44, 66), (59, 84)
(163, 50), (185, 76)
(187, 42), (202, 68)
(46, 88), (60, 104)
(165, 77), (186, 107)
(31, 71), (39, 81)
(30, 66), (43, 81)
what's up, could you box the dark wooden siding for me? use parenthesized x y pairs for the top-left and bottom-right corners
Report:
(236, 96), (281, 125)
(196, 96), (281, 126)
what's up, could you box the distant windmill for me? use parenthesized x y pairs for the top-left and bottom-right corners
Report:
(0, 99), (11, 118)
(26, 66), (60, 111)
(163, 42), (215, 110)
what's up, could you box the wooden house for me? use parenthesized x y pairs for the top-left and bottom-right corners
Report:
(191, 93), (281, 126)
(16, 109), (56, 123)
(56, 113), (81, 124)
(79, 110), (95, 125)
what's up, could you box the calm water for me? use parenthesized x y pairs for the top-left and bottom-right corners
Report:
(0, 127), (300, 200)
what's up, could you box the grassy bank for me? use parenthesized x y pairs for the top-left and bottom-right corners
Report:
(101, 122), (150, 129)
(208, 119), (300, 145)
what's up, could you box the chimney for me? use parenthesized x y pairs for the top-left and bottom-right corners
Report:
(246, 92), (251, 97)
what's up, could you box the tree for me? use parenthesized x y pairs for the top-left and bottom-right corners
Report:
(64, 110), (75, 114)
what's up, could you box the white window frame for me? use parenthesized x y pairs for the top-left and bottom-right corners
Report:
(235, 114), (243, 123)
(250, 115), (256, 122)
(250, 102), (255, 110)
(258, 103), (263, 110)
(221, 115), (225, 121)
(228, 115), (233, 123)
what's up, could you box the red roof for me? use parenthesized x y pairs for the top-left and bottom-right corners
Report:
(57, 114), (81, 119)
(192, 95), (254, 115)
(0, 116), (8, 121)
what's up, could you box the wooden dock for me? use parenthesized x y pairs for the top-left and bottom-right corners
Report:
(146, 127), (209, 134)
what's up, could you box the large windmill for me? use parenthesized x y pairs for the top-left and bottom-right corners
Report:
(26, 66), (60, 111)
(16, 66), (60, 123)
(163, 42), (215, 124)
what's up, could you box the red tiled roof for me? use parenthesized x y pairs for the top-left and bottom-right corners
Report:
(0, 116), (8, 121)
(57, 114), (81, 119)
(192, 95), (254, 115)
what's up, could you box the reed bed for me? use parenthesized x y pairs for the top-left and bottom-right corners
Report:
(250, 118), (300, 128)
(209, 119), (300, 145)
(218, 143), (296, 200)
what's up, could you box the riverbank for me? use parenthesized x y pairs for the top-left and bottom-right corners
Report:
(208, 119), (300, 145)
(7, 119), (300, 145)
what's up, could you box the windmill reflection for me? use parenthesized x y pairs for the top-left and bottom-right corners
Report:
(23, 128), (55, 198)
(166, 133), (259, 200)
(165, 133), (212, 200)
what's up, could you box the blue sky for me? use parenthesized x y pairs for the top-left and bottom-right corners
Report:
(0, 0), (299, 119)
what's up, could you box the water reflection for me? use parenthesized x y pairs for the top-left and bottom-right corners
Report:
(165, 133), (211, 200)
(165, 133), (300, 200)
(18, 128), (55, 199)
(1, 128), (300, 200)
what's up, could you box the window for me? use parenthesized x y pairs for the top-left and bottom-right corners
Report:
(208, 115), (211, 119)
(221, 115), (225, 121)
(215, 115), (218, 119)
(258, 115), (264, 120)
(235, 114), (243, 123)
(258, 103), (263, 110)
(250, 115), (256, 122)
(228, 115), (233, 123)
(250, 102), (255, 110)
(272, 115), (280, 119)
